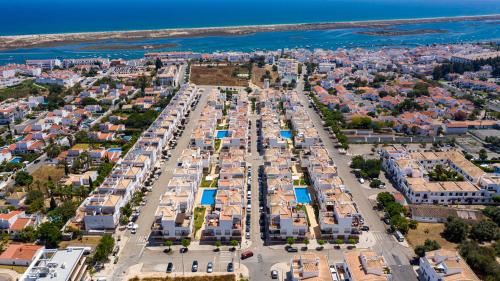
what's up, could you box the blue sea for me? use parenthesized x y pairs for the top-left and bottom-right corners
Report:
(0, 0), (500, 63)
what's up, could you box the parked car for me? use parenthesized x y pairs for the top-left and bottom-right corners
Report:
(361, 225), (370, 231)
(191, 261), (198, 272)
(207, 262), (213, 273)
(271, 270), (279, 279)
(286, 246), (298, 252)
(166, 262), (174, 273)
(241, 250), (254, 260)
(227, 262), (234, 272)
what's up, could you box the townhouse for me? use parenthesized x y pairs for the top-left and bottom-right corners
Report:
(290, 253), (333, 281)
(381, 146), (498, 205)
(340, 249), (392, 281)
(418, 250), (479, 281)
(260, 92), (310, 240)
(74, 84), (199, 232)
(201, 90), (248, 242)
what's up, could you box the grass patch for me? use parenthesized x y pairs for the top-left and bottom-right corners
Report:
(0, 80), (47, 102)
(214, 139), (221, 152)
(194, 207), (206, 234)
(293, 179), (306, 186)
(190, 65), (249, 87)
(0, 264), (28, 274)
(200, 176), (218, 188)
(406, 222), (458, 251)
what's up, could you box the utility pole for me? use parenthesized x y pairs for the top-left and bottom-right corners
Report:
(181, 251), (185, 275)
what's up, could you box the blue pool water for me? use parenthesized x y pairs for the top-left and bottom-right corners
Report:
(294, 187), (311, 204)
(280, 130), (292, 139)
(10, 157), (23, 164)
(216, 130), (229, 139)
(107, 148), (122, 153)
(201, 189), (217, 205)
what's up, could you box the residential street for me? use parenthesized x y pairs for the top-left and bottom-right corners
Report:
(108, 82), (417, 281)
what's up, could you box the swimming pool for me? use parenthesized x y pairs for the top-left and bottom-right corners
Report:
(201, 189), (217, 205)
(10, 156), (22, 164)
(216, 130), (229, 139)
(108, 148), (122, 153)
(280, 130), (292, 139)
(294, 187), (311, 204)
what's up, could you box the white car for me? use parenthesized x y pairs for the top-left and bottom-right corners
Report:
(127, 222), (134, 229)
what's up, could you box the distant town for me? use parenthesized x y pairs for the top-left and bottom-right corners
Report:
(0, 42), (498, 281)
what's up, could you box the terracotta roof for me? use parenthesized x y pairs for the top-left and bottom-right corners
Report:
(0, 244), (43, 261)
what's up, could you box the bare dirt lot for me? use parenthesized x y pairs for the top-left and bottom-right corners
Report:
(251, 65), (278, 88)
(406, 222), (458, 251)
(190, 65), (249, 87)
(31, 165), (65, 193)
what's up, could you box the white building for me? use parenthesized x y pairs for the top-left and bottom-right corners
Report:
(21, 247), (89, 281)
(418, 250), (479, 281)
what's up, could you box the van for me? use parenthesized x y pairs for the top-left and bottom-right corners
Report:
(241, 250), (253, 260)
(394, 230), (404, 242)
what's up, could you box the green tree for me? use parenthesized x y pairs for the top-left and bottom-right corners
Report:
(415, 239), (441, 257)
(303, 238), (309, 249)
(155, 58), (163, 70)
(181, 238), (191, 249)
(15, 171), (33, 187)
(37, 222), (62, 248)
(482, 206), (500, 225)
(230, 239), (239, 250)
(214, 240), (221, 251)
(470, 220), (498, 242)
(15, 226), (37, 243)
(317, 239), (325, 247)
(443, 216), (469, 243)
(164, 240), (173, 251)
(479, 149), (488, 162)
(370, 178), (383, 188)
(287, 237), (296, 247)
(377, 192), (395, 207)
(409, 220), (418, 230)
(459, 241), (500, 280)
(93, 235), (115, 263)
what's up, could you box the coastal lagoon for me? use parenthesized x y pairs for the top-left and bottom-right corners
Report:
(1, 19), (499, 64)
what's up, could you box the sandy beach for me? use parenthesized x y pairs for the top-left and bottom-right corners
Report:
(0, 14), (499, 51)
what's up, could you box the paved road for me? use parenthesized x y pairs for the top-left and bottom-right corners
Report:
(294, 77), (417, 281)
(110, 82), (417, 281)
(111, 86), (210, 280)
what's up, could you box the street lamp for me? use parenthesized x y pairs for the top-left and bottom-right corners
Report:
(181, 250), (185, 275)
(238, 241), (241, 269)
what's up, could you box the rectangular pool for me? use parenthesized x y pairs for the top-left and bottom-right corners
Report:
(216, 130), (229, 139)
(201, 189), (217, 205)
(294, 187), (311, 204)
(280, 130), (292, 139)
(108, 148), (122, 153)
